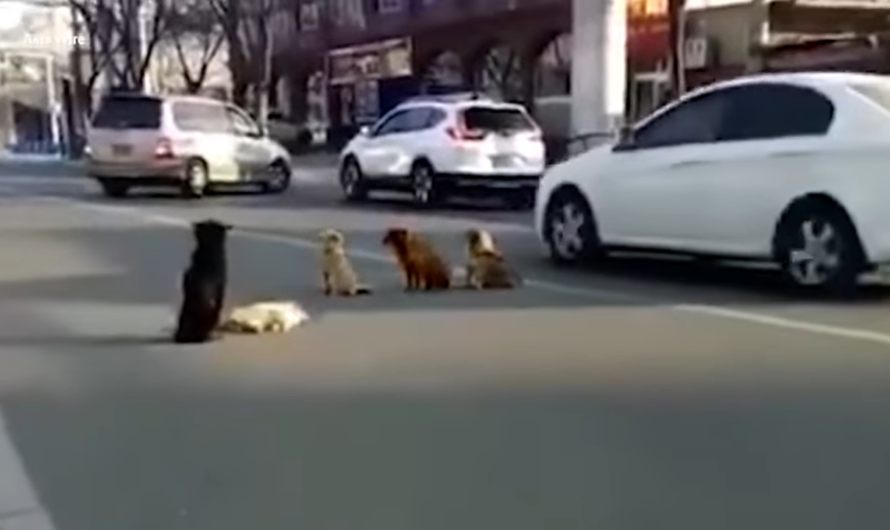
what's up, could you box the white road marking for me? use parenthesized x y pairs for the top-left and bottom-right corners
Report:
(0, 411), (57, 530)
(40, 196), (890, 348)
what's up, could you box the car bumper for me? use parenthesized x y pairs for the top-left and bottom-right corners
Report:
(86, 159), (187, 181)
(436, 173), (541, 193)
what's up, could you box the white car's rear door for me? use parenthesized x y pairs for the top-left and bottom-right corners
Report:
(690, 82), (839, 256)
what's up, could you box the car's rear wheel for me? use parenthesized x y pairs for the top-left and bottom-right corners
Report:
(182, 158), (208, 199)
(98, 178), (129, 198)
(340, 157), (367, 202)
(410, 160), (440, 207)
(543, 187), (603, 266)
(774, 200), (864, 296)
(261, 160), (291, 194)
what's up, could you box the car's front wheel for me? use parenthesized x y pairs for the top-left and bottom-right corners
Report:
(543, 187), (603, 265)
(774, 201), (864, 295)
(261, 160), (291, 194)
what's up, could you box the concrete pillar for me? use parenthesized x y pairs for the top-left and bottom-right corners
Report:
(571, 0), (627, 136)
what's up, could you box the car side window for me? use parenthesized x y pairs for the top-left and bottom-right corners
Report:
(632, 91), (729, 150)
(426, 108), (447, 128)
(372, 110), (410, 136)
(173, 102), (228, 133)
(717, 83), (834, 141)
(400, 108), (435, 132)
(226, 106), (260, 136)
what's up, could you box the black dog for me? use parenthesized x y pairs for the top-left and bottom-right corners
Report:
(173, 219), (231, 344)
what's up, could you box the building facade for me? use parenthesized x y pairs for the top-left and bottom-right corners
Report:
(274, 0), (670, 144)
(270, 0), (890, 144)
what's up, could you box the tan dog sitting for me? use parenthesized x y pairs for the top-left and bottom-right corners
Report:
(318, 228), (372, 296)
(218, 301), (309, 334)
(464, 228), (521, 289)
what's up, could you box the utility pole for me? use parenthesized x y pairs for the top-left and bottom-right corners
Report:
(68, 0), (85, 156)
(667, 0), (686, 99)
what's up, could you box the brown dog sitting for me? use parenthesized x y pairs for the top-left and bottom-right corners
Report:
(382, 227), (451, 291)
(464, 228), (520, 289)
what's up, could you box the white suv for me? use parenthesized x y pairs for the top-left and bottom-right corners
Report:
(86, 93), (293, 199)
(338, 94), (546, 209)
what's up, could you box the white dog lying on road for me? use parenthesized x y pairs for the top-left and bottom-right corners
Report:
(218, 301), (310, 334)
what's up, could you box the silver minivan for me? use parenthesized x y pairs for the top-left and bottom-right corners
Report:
(85, 93), (293, 198)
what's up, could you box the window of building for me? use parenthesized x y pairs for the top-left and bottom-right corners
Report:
(299, 2), (320, 30)
(376, 0), (405, 13)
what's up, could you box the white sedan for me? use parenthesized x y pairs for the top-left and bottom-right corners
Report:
(535, 72), (890, 294)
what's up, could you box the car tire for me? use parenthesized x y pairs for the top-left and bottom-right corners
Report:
(774, 200), (864, 296)
(182, 158), (208, 199)
(340, 157), (367, 202)
(98, 178), (129, 198)
(261, 160), (291, 194)
(410, 160), (440, 208)
(506, 188), (536, 211)
(543, 187), (604, 266)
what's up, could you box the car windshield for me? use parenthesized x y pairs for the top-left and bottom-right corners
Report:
(91, 96), (162, 129)
(462, 106), (535, 132)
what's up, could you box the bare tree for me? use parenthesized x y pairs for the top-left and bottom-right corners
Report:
(208, 0), (250, 106)
(166, 0), (225, 94)
(68, 0), (125, 111)
(240, 0), (276, 129)
(210, 0), (282, 125)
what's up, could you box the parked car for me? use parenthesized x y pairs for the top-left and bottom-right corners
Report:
(85, 93), (292, 198)
(535, 71), (890, 294)
(338, 93), (546, 209)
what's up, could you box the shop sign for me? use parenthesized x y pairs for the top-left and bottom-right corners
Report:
(627, 0), (670, 65)
(328, 37), (413, 85)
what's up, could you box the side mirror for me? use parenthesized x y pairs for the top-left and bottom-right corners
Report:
(618, 125), (634, 144)
(614, 125), (635, 151)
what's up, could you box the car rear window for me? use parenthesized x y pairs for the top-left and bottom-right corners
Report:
(849, 82), (890, 114)
(462, 107), (535, 132)
(91, 96), (162, 129)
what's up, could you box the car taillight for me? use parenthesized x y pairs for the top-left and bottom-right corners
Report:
(446, 118), (487, 141)
(154, 138), (174, 159)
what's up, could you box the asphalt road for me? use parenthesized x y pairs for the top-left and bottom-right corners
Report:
(2, 161), (890, 530)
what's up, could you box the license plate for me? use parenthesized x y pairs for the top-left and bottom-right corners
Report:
(491, 154), (515, 167)
(111, 144), (132, 156)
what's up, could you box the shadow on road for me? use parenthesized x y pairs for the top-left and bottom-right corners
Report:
(5, 381), (890, 530)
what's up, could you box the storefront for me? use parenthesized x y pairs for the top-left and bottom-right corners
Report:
(761, 36), (888, 73)
(327, 37), (415, 146)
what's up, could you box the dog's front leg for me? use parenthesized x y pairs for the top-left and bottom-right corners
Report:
(322, 271), (332, 296)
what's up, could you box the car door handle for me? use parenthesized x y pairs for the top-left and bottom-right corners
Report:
(669, 159), (707, 168)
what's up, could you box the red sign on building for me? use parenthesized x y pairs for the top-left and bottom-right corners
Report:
(627, 0), (670, 66)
